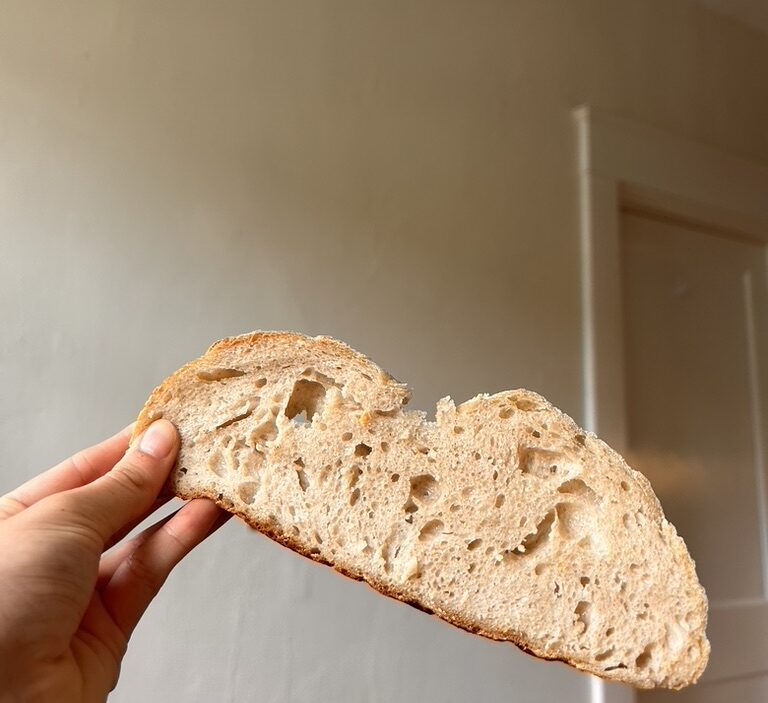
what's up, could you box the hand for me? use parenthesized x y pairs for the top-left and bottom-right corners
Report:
(0, 419), (229, 702)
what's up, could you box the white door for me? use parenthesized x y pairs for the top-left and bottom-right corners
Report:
(620, 211), (768, 703)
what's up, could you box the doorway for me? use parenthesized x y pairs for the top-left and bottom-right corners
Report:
(622, 209), (768, 703)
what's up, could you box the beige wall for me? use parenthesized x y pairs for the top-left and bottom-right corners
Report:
(2, 1), (767, 701)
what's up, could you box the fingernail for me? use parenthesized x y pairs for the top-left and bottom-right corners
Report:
(138, 420), (176, 459)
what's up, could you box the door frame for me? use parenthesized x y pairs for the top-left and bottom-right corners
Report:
(573, 106), (768, 703)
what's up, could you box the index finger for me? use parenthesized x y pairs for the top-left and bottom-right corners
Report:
(0, 424), (133, 521)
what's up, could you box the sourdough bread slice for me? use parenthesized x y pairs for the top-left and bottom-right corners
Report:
(132, 331), (709, 689)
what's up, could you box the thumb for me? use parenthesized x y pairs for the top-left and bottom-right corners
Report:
(51, 419), (179, 544)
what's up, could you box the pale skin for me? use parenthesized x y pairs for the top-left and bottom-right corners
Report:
(0, 419), (229, 702)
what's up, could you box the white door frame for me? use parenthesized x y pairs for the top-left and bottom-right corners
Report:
(574, 106), (768, 703)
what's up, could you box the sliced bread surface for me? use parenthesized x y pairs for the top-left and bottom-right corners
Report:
(132, 331), (709, 689)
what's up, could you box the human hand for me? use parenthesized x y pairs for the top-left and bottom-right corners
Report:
(0, 419), (229, 702)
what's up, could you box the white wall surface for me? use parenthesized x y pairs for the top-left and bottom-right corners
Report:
(1, 1), (767, 701)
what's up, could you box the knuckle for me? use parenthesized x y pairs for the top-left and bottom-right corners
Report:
(36, 494), (104, 549)
(107, 459), (154, 496)
(0, 494), (28, 519)
(124, 549), (163, 592)
(68, 448), (100, 484)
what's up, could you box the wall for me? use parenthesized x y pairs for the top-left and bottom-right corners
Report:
(1, 1), (767, 701)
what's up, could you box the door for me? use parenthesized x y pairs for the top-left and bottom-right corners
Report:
(620, 210), (768, 703)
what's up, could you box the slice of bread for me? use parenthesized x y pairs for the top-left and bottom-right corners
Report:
(132, 331), (709, 689)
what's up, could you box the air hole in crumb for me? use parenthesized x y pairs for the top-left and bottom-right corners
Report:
(342, 431), (353, 442)
(623, 514), (633, 529)
(595, 648), (614, 662)
(237, 481), (259, 504)
(606, 627), (615, 637)
(517, 446), (563, 479)
(532, 430), (541, 438)
(180, 467), (188, 475)
(391, 473), (400, 482)
(419, 519), (444, 541)
(350, 488), (361, 506)
(453, 425), (464, 434)
(575, 601), (591, 633)
(534, 562), (549, 575)
(207, 452), (229, 478)
(509, 508), (556, 557)
(519, 516), (527, 527)
(255, 377), (267, 388)
(468, 563), (476, 574)
(513, 396), (540, 411)
(403, 498), (419, 514)
(381, 441), (390, 452)
(467, 539), (483, 551)
(620, 480), (630, 491)
(494, 494), (505, 508)
(604, 664), (628, 671)
(492, 470), (498, 480)
(294, 457), (305, 468)
(580, 576), (590, 586)
(449, 504), (460, 512)
(216, 406), (255, 430)
(346, 465), (362, 489)
(417, 446), (430, 455)
(285, 379), (326, 423)
(354, 443), (372, 457)
(635, 645), (653, 669)
(197, 367), (246, 382)
(554, 582), (562, 596)
(575, 433), (586, 446)
(296, 469), (309, 492)
(665, 622), (685, 652)
(473, 451), (481, 460)
(499, 407), (514, 419)
(557, 478), (596, 500)
(409, 474), (439, 504)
